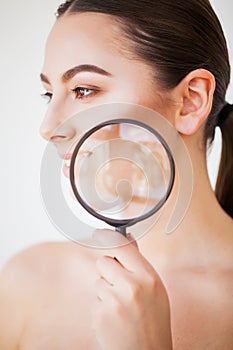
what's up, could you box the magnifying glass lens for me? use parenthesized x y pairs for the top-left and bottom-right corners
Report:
(70, 121), (174, 228)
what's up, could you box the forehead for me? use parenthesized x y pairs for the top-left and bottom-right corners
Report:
(43, 12), (131, 74)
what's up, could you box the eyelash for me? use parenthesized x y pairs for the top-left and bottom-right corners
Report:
(41, 87), (98, 103)
(40, 92), (52, 103)
(72, 86), (99, 100)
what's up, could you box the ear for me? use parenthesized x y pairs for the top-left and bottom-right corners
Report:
(174, 69), (216, 135)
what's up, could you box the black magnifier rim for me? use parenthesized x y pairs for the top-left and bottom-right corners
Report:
(69, 119), (175, 229)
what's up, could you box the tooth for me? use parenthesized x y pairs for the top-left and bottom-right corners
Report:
(65, 159), (71, 167)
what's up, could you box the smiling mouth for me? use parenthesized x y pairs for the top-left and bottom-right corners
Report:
(61, 152), (92, 178)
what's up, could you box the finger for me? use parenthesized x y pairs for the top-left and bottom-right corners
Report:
(95, 277), (116, 302)
(126, 232), (138, 250)
(96, 255), (129, 286)
(94, 230), (151, 274)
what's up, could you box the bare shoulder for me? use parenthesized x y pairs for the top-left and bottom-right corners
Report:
(0, 241), (96, 350)
(0, 241), (98, 294)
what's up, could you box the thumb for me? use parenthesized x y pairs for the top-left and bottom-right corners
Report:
(126, 232), (139, 250)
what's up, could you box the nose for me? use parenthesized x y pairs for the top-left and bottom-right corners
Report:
(40, 104), (76, 144)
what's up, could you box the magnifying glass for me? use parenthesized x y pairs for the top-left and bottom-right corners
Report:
(69, 119), (175, 237)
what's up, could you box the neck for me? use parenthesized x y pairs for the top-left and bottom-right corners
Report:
(137, 142), (232, 270)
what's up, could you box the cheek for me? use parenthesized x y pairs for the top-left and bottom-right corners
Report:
(95, 90), (171, 124)
(139, 92), (176, 123)
(96, 82), (154, 106)
(104, 78), (167, 114)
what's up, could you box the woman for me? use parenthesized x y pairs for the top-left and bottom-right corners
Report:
(0, 0), (233, 349)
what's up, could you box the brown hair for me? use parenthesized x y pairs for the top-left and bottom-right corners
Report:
(215, 106), (233, 218)
(56, 0), (233, 218)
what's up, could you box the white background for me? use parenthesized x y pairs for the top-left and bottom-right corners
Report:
(0, 0), (232, 268)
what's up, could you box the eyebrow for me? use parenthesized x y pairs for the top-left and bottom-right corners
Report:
(40, 64), (113, 84)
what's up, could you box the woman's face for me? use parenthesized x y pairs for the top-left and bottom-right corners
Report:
(40, 12), (177, 218)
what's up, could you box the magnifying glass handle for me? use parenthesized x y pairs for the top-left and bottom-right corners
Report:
(115, 226), (127, 237)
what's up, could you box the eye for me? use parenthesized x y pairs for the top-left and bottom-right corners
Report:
(41, 92), (52, 103)
(71, 86), (98, 100)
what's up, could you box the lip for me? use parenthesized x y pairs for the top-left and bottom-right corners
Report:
(60, 151), (92, 178)
(60, 153), (72, 160)
(59, 153), (72, 178)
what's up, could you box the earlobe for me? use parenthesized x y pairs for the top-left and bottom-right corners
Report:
(174, 69), (216, 135)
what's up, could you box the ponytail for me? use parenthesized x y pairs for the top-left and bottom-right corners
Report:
(215, 103), (233, 218)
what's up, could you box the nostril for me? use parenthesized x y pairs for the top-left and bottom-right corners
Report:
(40, 117), (77, 143)
(50, 135), (68, 142)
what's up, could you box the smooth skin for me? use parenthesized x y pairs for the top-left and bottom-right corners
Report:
(0, 13), (233, 350)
